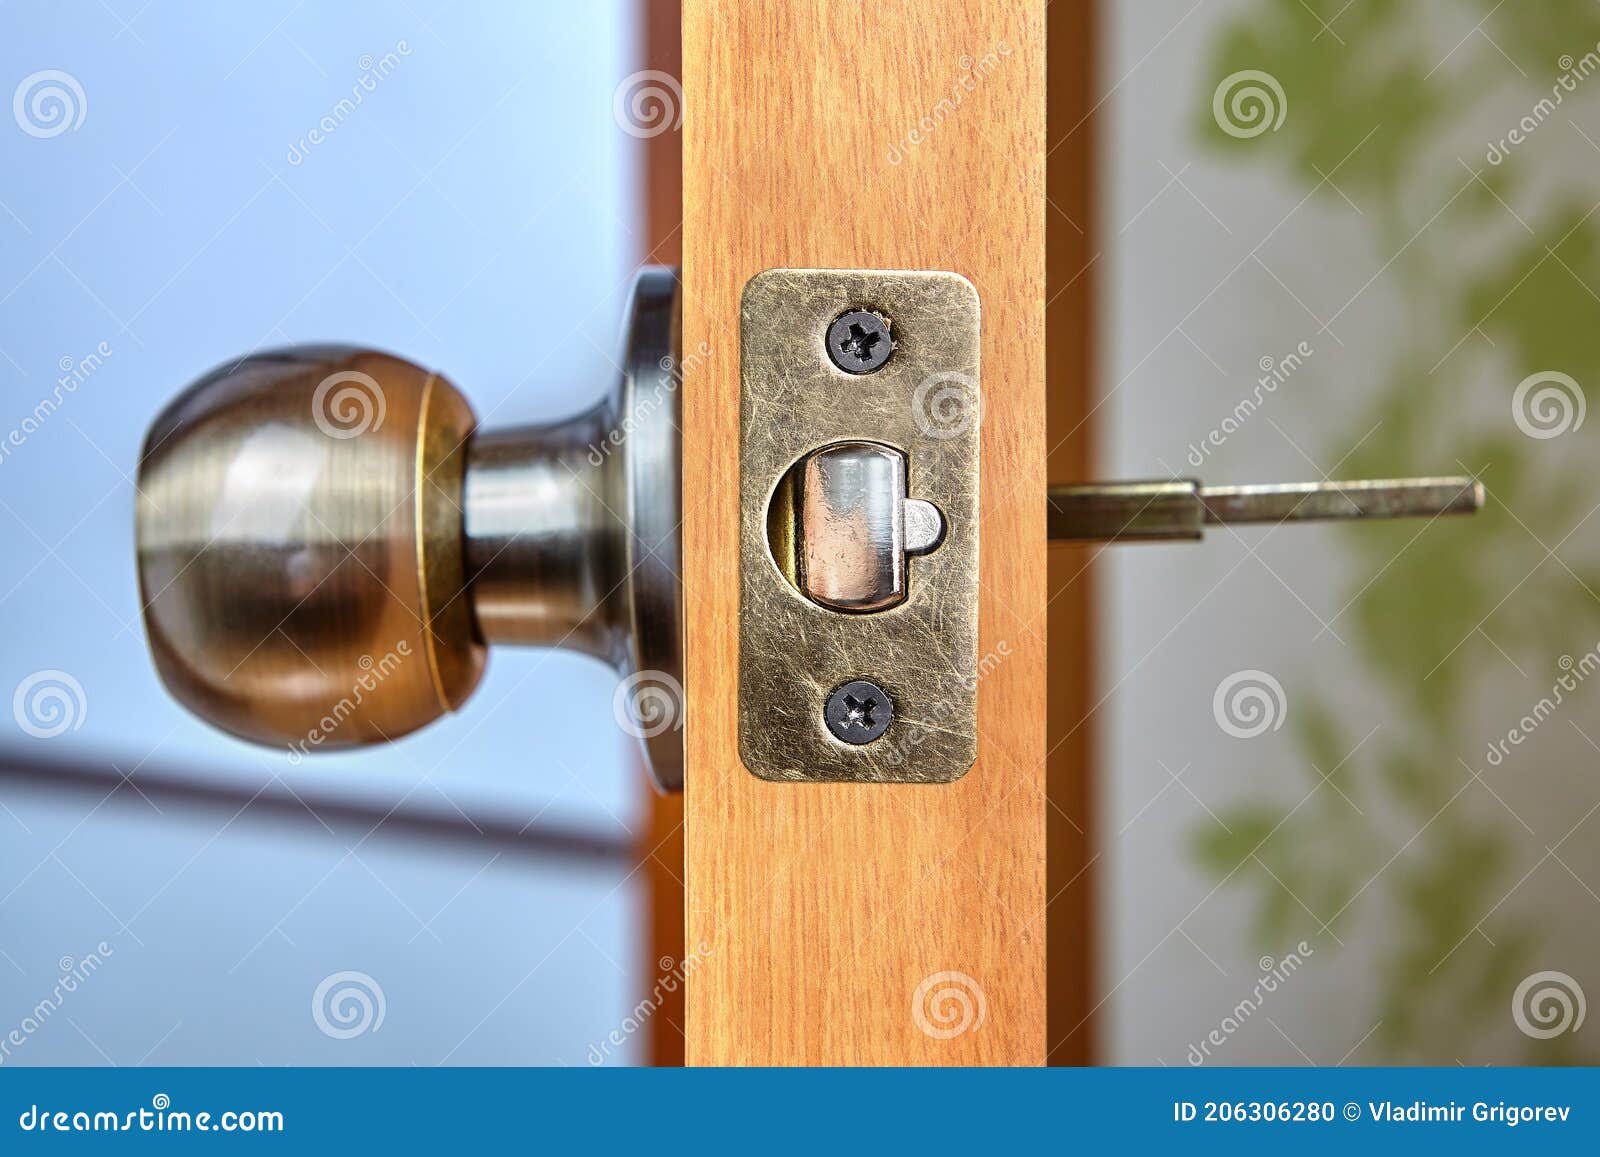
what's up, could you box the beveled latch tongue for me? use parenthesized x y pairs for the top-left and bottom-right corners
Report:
(772, 440), (946, 613)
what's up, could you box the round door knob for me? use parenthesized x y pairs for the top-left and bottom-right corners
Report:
(136, 268), (683, 790)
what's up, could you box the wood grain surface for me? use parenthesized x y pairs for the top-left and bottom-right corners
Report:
(682, 0), (1048, 1064)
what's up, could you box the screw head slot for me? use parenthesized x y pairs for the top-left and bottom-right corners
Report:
(824, 679), (894, 745)
(825, 309), (893, 374)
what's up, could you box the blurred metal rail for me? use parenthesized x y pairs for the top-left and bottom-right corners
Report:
(0, 746), (633, 866)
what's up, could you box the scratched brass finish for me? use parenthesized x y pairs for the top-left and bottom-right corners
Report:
(136, 348), (484, 751)
(739, 269), (980, 783)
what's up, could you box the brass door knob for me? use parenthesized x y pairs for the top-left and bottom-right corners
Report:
(135, 267), (684, 790)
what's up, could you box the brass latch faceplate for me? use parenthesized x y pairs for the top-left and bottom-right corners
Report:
(739, 269), (981, 783)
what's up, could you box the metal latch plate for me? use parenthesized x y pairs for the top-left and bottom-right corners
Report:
(738, 269), (980, 782)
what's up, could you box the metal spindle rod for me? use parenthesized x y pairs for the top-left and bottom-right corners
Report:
(1047, 476), (1484, 542)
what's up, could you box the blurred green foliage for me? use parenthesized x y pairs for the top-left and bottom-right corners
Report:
(1191, 0), (1600, 1062)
